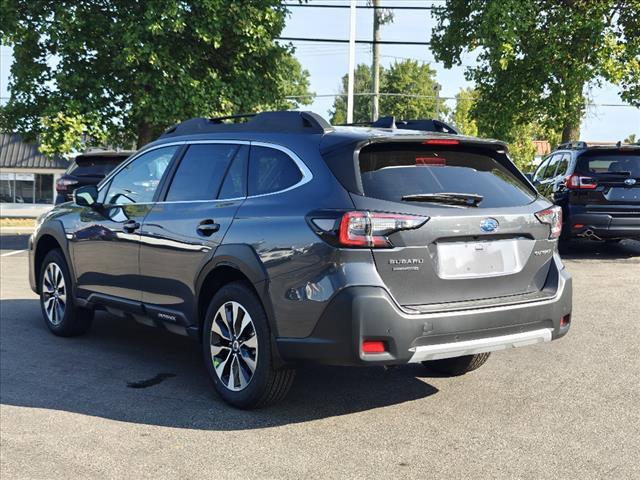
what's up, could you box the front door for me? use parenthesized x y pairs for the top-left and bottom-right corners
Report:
(71, 145), (180, 302)
(138, 142), (248, 325)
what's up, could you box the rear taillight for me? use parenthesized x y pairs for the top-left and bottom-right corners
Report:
(338, 211), (428, 248)
(535, 206), (562, 239)
(56, 178), (78, 192)
(566, 174), (597, 190)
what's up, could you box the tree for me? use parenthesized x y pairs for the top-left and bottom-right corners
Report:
(330, 60), (445, 124)
(624, 133), (637, 144)
(431, 0), (640, 143)
(450, 88), (478, 136)
(0, 0), (313, 153)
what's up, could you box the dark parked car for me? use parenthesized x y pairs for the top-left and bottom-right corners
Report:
(29, 111), (572, 408)
(531, 141), (640, 241)
(55, 151), (133, 204)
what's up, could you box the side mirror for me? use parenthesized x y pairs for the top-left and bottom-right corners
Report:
(74, 185), (99, 207)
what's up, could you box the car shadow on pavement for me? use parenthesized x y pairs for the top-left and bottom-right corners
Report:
(559, 239), (640, 260)
(0, 299), (439, 431)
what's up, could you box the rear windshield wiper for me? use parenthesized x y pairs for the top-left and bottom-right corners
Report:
(594, 170), (631, 177)
(401, 192), (483, 207)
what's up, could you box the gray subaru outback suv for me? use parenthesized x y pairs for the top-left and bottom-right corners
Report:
(29, 111), (572, 408)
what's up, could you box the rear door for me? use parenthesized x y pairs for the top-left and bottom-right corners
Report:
(138, 142), (248, 324)
(349, 140), (554, 307)
(570, 148), (640, 216)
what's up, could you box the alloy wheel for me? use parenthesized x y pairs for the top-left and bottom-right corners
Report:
(42, 262), (66, 326)
(210, 301), (258, 391)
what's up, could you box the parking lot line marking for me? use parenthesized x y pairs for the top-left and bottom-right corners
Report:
(1, 250), (26, 257)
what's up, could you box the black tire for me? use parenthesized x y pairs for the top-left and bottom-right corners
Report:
(202, 282), (295, 409)
(39, 249), (93, 337)
(422, 352), (490, 376)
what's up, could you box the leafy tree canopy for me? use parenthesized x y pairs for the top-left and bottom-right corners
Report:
(330, 60), (447, 124)
(431, 0), (640, 143)
(0, 0), (313, 153)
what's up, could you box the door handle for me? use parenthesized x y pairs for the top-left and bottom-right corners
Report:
(197, 219), (220, 236)
(123, 220), (140, 233)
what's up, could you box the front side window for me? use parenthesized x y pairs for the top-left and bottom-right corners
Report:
(165, 144), (239, 201)
(104, 146), (177, 205)
(248, 146), (302, 196)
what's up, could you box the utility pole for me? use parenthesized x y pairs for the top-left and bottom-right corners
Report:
(371, 0), (381, 121)
(346, 0), (357, 124)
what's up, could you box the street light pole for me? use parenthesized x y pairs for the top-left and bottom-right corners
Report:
(347, 0), (356, 123)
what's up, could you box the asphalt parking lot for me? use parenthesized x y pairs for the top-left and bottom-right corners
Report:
(1, 234), (639, 479)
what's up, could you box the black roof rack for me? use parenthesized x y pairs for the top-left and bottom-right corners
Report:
(556, 141), (588, 150)
(160, 111), (333, 138)
(339, 116), (459, 134)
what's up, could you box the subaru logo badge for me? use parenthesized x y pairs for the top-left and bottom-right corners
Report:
(624, 178), (637, 186)
(480, 218), (499, 233)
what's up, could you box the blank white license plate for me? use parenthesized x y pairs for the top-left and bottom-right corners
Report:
(437, 239), (530, 279)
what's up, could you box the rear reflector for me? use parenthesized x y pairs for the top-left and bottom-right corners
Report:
(535, 206), (563, 239)
(560, 314), (571, 327)
(362, 340), (386, 354)
(422, 139), (459, 145)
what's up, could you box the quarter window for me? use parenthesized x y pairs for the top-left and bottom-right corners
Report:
(104, 146), (177, 205)
(248, 146), (302, 196)
(166, 144), (239, 201)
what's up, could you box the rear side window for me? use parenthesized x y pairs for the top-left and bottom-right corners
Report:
(166, 144), (239, 201)
(358, 143), (536, 208)
(219, 146), (248, 199)
(248, 146), (302, 196)
(576, 152), (640, 176)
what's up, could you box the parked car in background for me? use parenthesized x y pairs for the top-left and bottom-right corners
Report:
(55, 150), (133, 204)
(30, 111), (571, 408)
(531, 141), (640, 241)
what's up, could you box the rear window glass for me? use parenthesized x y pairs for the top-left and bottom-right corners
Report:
(576, 153), (640, 176)
(68, 157), (125, 176)
(358, 144), (536, 208)
(248, 146), (302, 196)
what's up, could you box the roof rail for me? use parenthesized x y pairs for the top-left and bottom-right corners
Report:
(160, 111), (333, 138)
(339, 116), (459, 134)
(557, 140), (588, 150)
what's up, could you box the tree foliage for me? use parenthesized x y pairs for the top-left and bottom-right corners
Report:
(450, 88), (478, 137)
(0, 0), (313, 153)
(330, 60), (446, 124)
(431, 0), (640, 143)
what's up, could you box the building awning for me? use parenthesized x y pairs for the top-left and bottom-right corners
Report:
(0, 133), (69, 169)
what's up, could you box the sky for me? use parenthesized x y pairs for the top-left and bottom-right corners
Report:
(1, 0), (639, 142)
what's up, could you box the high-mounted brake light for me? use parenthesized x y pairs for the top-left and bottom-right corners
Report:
(566, 174), (597, 190)
(422, 139), (459, 145)
(535, 206), (562, 239)
(338, 211), (428, 248)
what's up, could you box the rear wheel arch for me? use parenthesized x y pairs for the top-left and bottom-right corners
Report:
(196, 258), (276, 343)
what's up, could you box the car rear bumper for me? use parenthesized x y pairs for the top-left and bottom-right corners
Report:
(276, 257), (572, 366)
(568, 212), (640, 239)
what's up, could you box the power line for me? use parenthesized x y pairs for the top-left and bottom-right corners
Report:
(279, 36), (431, 45)
(282, 3), (437, 9)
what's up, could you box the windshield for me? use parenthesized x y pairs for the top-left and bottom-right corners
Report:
(358, 143), (536, 208)
(576, 153), (640, 177)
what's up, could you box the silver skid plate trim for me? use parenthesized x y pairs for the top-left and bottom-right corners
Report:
(408, 328), (553, 362)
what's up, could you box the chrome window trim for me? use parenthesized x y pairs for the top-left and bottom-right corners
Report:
(97, 139), (312, 205)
